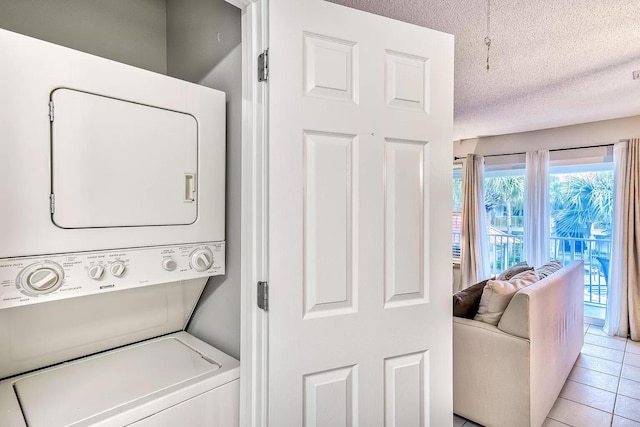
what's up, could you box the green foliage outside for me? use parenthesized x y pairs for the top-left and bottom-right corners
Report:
(452, 170), (614, 264)
(550, 172), (613, 238)
(484, 176), (524, 234)
(450, 171), (614, 238)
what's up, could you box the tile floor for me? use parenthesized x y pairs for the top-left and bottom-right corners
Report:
(454, 323), (640, 427)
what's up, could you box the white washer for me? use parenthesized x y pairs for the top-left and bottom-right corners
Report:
(0, 332), (239, 427)
(0, 247), (239, 427)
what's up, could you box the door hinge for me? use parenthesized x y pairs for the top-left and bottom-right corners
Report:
(258, 49), (268, 82)
(257, 281), (268, 311)
(48, 101), (54, 122)
(49, 194), (55, 214)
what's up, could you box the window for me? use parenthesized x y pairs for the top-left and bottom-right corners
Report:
(452, 167), (462, 260)
(483, 168), (525, 273)
(452, 163), (527, 271)
(455, 147), (614, 319)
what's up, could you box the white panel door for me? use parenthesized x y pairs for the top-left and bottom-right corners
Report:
(268, 0), (454, 425)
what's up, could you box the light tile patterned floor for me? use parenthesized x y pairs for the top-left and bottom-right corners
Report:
(454, 324), (640, 427)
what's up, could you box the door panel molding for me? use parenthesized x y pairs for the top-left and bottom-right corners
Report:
(384, 138), (429, 308)
(303, 131), (359, 319)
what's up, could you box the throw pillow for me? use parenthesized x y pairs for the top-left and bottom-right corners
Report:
(473, 270), (538, 326)
(496, 261), (534, 281)
(536, 260), (563, 279)
(511, 268), (539, 281)
(453, 280), (489, 318)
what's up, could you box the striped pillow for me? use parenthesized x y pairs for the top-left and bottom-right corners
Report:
(496, 261), (533, 281)
(535, 260), (563, 279)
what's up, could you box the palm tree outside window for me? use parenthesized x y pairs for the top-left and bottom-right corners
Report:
(549, 163), (613, 314)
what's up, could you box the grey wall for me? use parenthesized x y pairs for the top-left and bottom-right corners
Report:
(167, 0), (242, 360)
(0, 0), (167, 74)
(186, 45), (242, 360)
(166, 0), (241, 83)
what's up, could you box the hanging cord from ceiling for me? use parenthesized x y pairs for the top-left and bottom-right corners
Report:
(484, 0), (492, 71)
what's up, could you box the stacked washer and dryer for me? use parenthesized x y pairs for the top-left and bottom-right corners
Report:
(0, 29), (239, 426)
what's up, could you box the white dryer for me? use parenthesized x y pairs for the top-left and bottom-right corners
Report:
(0, 27), (226, 258)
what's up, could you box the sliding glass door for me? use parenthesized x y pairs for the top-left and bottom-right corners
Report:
(549, 162), (613, 320)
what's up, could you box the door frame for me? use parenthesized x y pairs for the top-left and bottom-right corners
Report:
(224, 0), (269, 426)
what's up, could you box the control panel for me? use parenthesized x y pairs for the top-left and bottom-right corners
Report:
(0, 242), (225, 309)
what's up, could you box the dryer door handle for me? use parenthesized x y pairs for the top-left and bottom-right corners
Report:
(184, 173), (196, 202)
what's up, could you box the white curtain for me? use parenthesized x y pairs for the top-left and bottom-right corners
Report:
(605, 141), (628, 337)
(524, 150), (550, 268)
(460, 154), (490, 289)
(605, 139), (640, 340)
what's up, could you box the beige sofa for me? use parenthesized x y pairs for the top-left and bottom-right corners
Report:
(453, 261), (584, 427)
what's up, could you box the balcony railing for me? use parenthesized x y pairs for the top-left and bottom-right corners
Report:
(492, 216), (524, 229)
(452, 232), (611, 306)
(550, 236), (610, 306)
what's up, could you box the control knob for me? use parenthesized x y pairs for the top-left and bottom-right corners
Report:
(162, 258), (177, 271)
(28, 268), (60, 291)
(88, 265), (105, 280)
(17, 261), (65, 296)
(190, 248), (214, 272)
(110, 261), (126, 277)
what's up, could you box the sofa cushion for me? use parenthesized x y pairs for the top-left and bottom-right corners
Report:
(535, 260), (563, 279)
(453, 280), (489, 318)
(496, 261), (534, 281)
(473, 270), (538, 326)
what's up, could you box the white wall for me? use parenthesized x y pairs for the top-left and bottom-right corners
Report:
(165, 0), (242, 360)
(0, 0), (167, 74)
(454, 115), (640, 159)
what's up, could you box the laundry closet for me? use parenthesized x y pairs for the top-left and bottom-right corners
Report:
(0, 0), (456, 425)
(0, 0), (243, 425)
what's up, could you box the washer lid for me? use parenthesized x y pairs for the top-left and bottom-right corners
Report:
(14, 337), (220, 427)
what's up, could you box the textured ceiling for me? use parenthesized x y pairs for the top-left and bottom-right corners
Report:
(328, 0), (640, 140)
